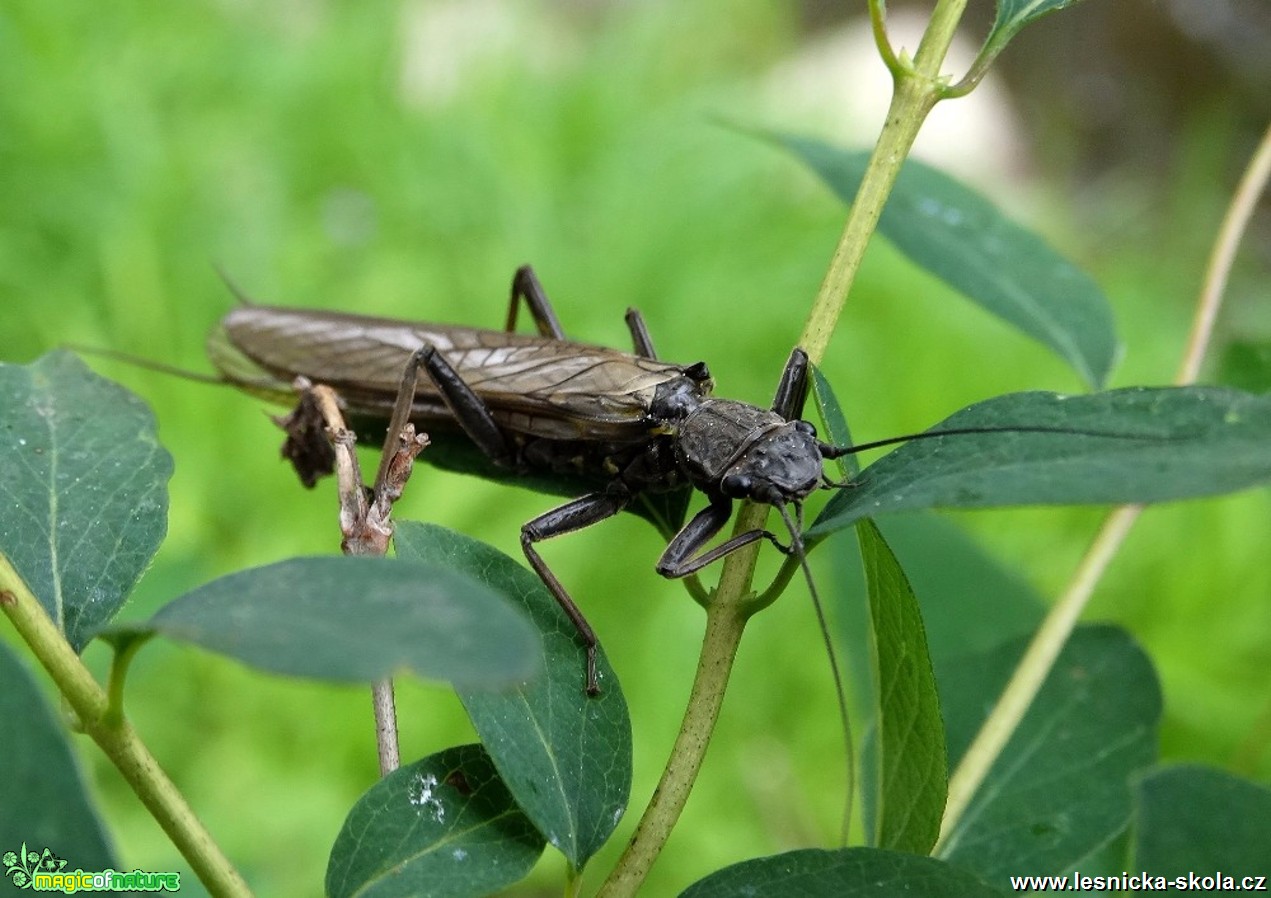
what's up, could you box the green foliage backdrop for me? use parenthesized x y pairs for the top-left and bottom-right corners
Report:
(2, 1), (1267, 894)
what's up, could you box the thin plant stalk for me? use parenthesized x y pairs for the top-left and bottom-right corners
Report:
(594, 600), (749, 898)
(304, 379), (429, 776)
(598, 2), (972, 893)
(0, 556), (253, 898)
(938, 120), (1271, 848)
(370, 681), (400, 776)
(800, 0), (968, 365)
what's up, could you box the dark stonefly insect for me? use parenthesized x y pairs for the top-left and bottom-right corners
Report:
(206, 265), (1117, 694)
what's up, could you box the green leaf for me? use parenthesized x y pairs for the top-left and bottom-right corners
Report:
(393, 522), (631, 871)
(0, 640), (117, 869)
(325, 744), (544, 898)
(989, 0), (1088, 54)
(679, 847), (1003, 897)
(809, 363), (858, 479)
(145, 555), (540, 687)
(856, 520), (946, 854)
(811, 386), (1271, 537)
(1132, 764), (1271, 878)
(889, 516), (1045, 666)
(778, 136), (1117, 388)
(829, 515), (1044, 708)
(0, 351), (172, 651)
(938, 625), (1160, 885)
(830, 515), (1044, 844)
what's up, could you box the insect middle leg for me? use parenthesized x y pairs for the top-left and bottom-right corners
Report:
(522, 491), (631, 695)
(623, 308), (659, 359)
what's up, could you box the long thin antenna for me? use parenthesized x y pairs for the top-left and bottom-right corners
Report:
(213, 265), (258, 306)
(63, 344), (228, 386)
(823, 423), (1169, 459)
(776, 502), (855, 846)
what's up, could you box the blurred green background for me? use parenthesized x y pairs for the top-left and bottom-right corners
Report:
(2, 0), (1268, 894)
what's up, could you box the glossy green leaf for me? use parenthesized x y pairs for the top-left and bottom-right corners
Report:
(830, 515), (1044, 718)
(988, 0), (1089, 57)
(857, 520), (946, 854)
(393, 522), (631, 871)
(0, 351), (171, 651)
(679, 848), (1003, 897)
(326, 744), (544, 898)
(0, 641), (116, 873)
(809, 363), (858, 480)
(889, 515), (1045, 665)
(779, 136), (1117, 388)
(146, 555), (540, 686)
(811, 386), (1271, 536)
(830, 514), (1044, 844)
(938, 625), (1160, 885)
(1132, 764), (1271, 878)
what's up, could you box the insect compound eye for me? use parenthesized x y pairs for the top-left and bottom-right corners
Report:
(720, 471), (753, 498)
(794, 420), (817, 437)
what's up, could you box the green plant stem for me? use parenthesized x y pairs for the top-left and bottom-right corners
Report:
(598, 4), (974, 891)
(1176, 121), (1271, 386)
(0, 555), (252, 897)
(868, 0), (901, 78)
(595, 597), (750, 898)
(370, 679), (400, 776)
(564, 862), (582, 898)
(104, 631), (153, 728)
(937, 118), (1271, 850)
(798, 0), (966, 365)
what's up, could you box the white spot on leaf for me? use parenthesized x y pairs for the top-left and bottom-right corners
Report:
(407, 772), (446, 822)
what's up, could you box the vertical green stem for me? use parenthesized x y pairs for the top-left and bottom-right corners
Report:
(598, 3), (973, 891)
(595, 600), (749, 898)
(0, 555), (252, 897)
(799, 0), (966, 365)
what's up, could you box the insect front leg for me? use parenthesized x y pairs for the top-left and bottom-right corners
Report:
(770, 348), (811, 420)
(655, 496), (791, 579)
(522, 491), (631, 695)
